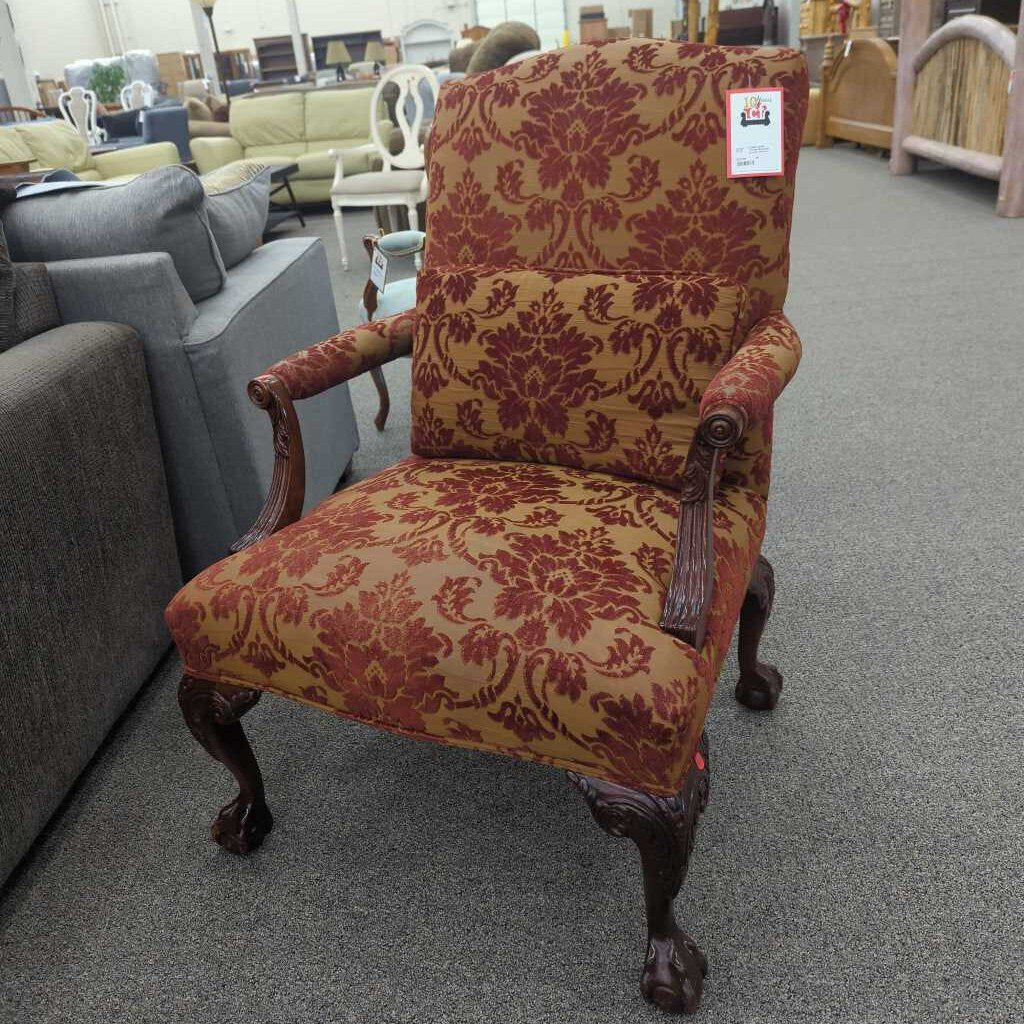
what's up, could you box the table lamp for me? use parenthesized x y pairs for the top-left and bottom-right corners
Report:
(363, 40), (387, 75)
(325, 40), (352, 81)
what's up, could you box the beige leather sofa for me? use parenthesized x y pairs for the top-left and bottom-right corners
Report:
(190, 88), (391, 203)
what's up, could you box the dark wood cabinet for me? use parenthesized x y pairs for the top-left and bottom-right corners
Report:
(943, 0), (1020, 22)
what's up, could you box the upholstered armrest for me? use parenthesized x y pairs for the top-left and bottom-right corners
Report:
(263, 310), (415, 400)
(190, 135), (244, 175)
(234, 311), (415, 552)
(92, 142), (179, 178)
(660, 313), (801, 650)
(700, 313), (802, 427)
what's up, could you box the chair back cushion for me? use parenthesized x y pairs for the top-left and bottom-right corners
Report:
(231, 92), (305, 148)
(304, 88), (378, 143)
(424, 40), (808, 321)
(411, 266), (748, 489)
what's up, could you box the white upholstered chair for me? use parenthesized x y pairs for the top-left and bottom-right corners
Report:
(329, 64), (438, 271)
(58, 87), (106, 146)
(120, 80), (155, 110)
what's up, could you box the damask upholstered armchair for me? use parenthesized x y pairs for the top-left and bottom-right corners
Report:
(167, 40), (808, 1014)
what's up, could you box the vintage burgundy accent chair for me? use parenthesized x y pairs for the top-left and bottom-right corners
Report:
(167, 40), (808, 1014)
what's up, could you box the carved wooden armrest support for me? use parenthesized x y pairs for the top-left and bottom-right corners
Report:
(659, 403), (747, 650)
(230, 374), (306, 553)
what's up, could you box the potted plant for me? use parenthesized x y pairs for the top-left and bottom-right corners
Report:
(88, 65), (127, 105)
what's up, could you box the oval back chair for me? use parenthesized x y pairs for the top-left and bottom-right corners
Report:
(329, 63), (439, 270)
(58, 87), (105, 146)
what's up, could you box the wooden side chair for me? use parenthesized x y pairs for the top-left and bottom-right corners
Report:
(120, 80), (155, 110)
(167, 41), (809, 1014)
(329, 63), (438, 270)
(58, 86), (105, 146)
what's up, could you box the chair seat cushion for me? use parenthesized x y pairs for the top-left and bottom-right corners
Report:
(166, 456), (765, 795)
(332, 168), (424, 195)
(412, 267), (749, 490)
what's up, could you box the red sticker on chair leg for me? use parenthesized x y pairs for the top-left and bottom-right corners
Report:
(694, 751), (706, 771)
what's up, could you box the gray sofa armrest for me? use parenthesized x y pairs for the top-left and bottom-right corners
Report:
(0, 320), (180, 884)
(46, 253), (197, 341)
(46, 253), (237, 577)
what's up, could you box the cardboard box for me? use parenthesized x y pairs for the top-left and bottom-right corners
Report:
(629, 8), (654, 37)
(580, 6), (609, 41)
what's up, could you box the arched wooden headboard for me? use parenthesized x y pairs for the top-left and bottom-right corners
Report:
(820, 33), (898, 149)
(903, 15), (1016, 180)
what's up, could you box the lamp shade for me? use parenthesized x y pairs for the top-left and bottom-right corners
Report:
(325, 40), (352, 66)
(363, 40), (387, 63)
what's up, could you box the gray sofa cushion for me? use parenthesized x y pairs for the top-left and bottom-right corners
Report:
(201, 162), (272, 269)
(2, 165), (226, 302)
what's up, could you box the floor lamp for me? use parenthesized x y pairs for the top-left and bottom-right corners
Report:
(192, 0), (226, 97)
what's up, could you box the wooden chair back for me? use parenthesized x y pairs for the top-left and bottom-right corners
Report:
(369, 64), (439, 171)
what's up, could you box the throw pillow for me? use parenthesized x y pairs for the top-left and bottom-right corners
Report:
(466, 22), (541, 74)
(2, 165), (226, 303)
(201, 161), (271, 269)
(185, 96), (213, 121)
(412, 267), (750, 490)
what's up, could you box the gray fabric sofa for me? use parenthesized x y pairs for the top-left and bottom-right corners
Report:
(0, 259), (180, 885)
(3, 167), (360, 578)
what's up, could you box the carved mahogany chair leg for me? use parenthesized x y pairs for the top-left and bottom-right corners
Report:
(735, 554), (784, 710)
(178, 675), (273, 855)
(369, 365), (390, 430)
(569, 733), (710, 1015)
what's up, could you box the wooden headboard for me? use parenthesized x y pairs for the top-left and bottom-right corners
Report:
(820, 33), (898, 149)
(904, 14), (1015, 179)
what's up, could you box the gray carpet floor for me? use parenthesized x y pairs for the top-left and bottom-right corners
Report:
(1, 149), (1022, 1024)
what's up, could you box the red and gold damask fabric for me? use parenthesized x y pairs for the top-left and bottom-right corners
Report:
(411, 267), (749, 490)
(167, 457), (766, 795)
(267, 310), (415, 402)
(703, 312), (803, 497)
(426, 40), (809, 321)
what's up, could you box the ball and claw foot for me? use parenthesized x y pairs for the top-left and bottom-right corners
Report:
(642, 928), (708, 1014)
(735, 555), (784, 711)
(735, 660), (784, 711)
(211, 794), (274, 855)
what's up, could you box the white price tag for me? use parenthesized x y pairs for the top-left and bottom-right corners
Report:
(726, 87), (785, 180)
(370, 246), (389, 291)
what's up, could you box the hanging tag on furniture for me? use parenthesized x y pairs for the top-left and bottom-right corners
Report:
(725, 87), (784, 179)
(370, 246), (389, 291)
